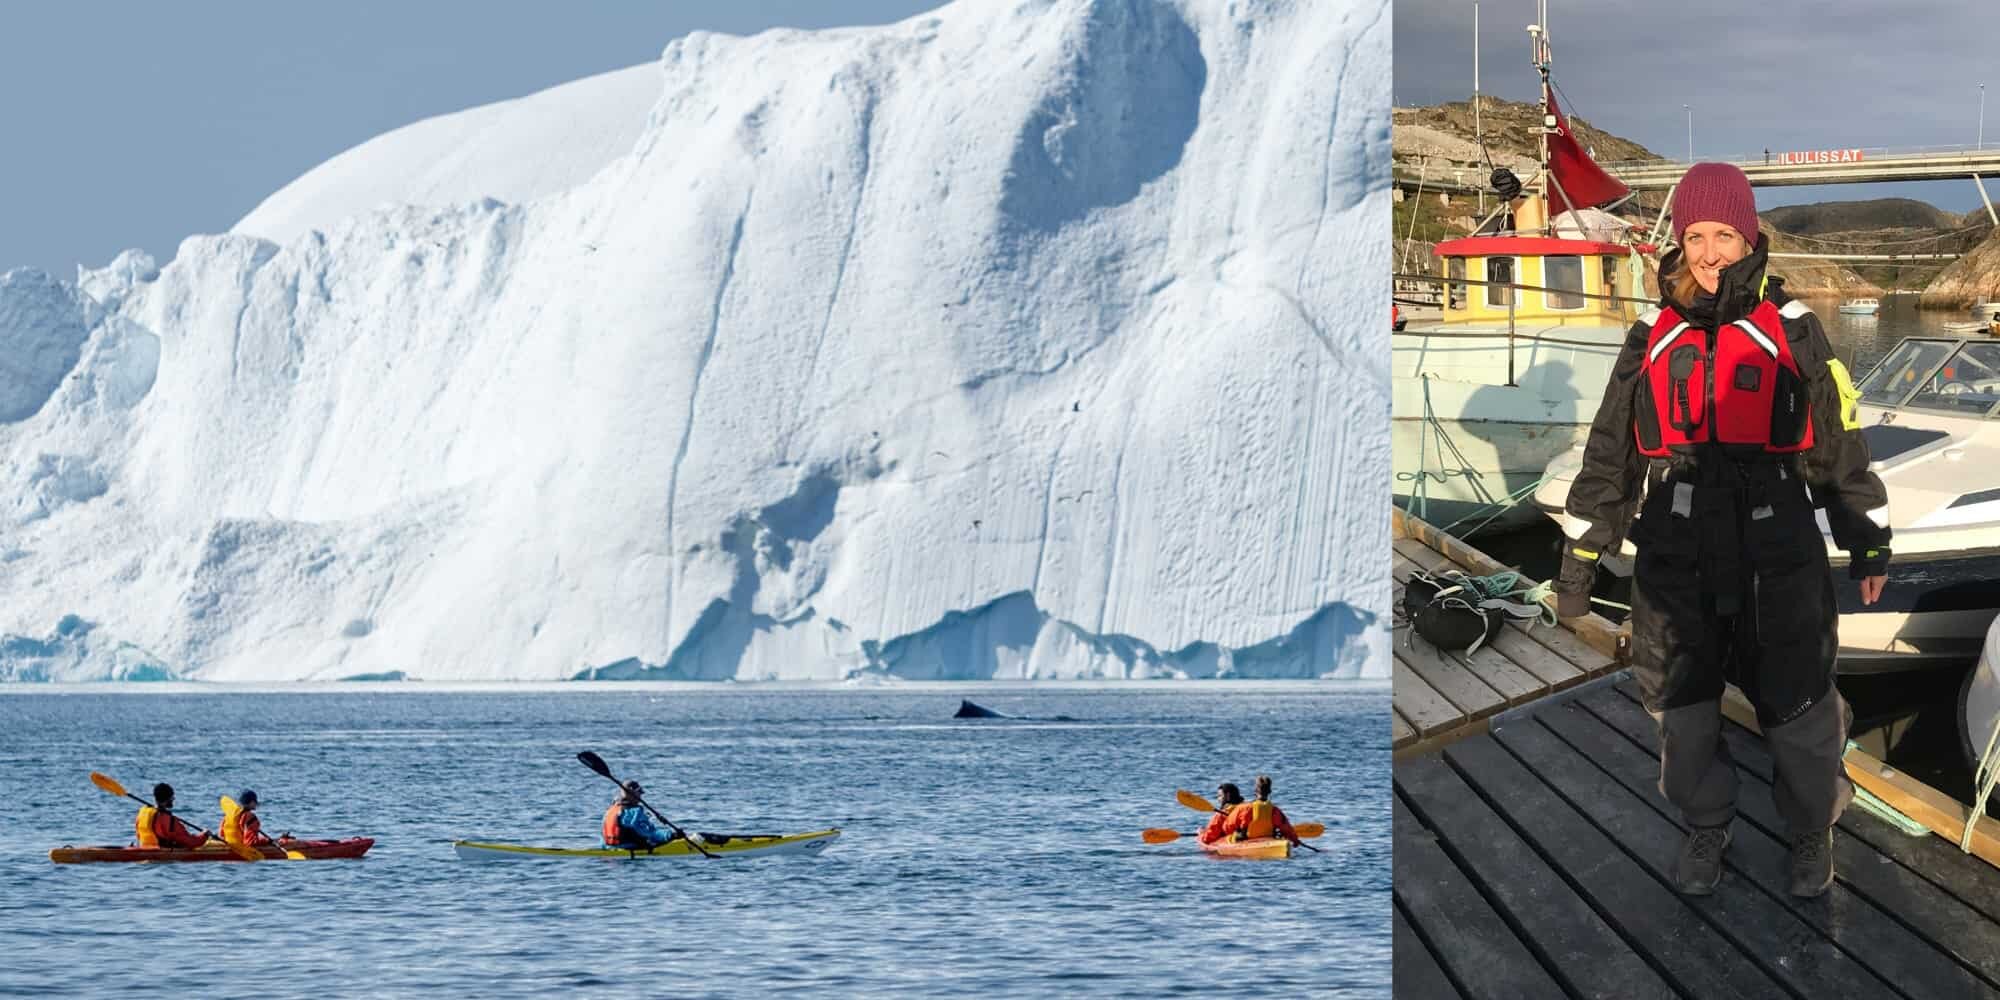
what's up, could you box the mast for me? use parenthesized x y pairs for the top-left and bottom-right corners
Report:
(1528, 0), (1552, 236)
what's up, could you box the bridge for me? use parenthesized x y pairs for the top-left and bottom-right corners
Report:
(1599, 145), (2000, 190)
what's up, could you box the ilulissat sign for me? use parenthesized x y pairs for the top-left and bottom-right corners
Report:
(1771, 149), (1867, 165)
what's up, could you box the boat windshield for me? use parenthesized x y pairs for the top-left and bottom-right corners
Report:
(1906, 342), (2000, 414)
(1858, 339), (1956, 406)
(1858, 338), (2000, 414)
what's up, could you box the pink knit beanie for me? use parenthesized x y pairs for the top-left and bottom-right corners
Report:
(1671, 162), (1759, 245)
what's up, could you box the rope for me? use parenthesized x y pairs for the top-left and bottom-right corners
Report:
(1397, 375), (1517, 522)
(1400, 161), (1430, 273)
(1965, 700), (2000, 853)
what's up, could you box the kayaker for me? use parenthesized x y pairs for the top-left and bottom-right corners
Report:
(222, 790), (274, 849)
(601, 781), (697, 850)
(1555, 162), (1888, 898)
(1221, 775), (1300, 845)
(1198, 783), (1247, 845)
(135, 783), (208, 849)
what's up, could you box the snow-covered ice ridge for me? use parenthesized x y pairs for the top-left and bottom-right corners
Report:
(0, 0), (1389, 682)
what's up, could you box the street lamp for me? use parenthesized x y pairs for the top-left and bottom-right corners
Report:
(1684, 105), (1693, 162)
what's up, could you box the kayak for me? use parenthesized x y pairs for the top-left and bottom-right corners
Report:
(49, 838), (374, 864)
(452, 828), (840, 861)
(1202, 837), (1293, 860)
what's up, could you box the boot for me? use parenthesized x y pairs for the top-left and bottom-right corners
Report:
(1788, 827), (1835, 898)
(1675, 824), (1731, 895)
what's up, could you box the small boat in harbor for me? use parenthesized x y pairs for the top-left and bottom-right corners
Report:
(1839, 297), (1881, 315)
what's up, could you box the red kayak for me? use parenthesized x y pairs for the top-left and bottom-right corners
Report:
(49, 838), (374, 864)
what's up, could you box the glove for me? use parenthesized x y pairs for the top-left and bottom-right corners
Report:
(1848, 545), (1890, 579)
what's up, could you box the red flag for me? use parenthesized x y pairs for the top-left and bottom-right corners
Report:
(1543, 82), (1630, 210)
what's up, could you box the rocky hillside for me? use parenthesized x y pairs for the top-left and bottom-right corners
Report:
(1393, 97), (1662, 168)
(1762, 198), (1964, 235)
(1920, 227), (2000, 309)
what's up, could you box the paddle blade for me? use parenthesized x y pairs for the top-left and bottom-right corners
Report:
(1142, 828), (1184, 844)
(1294, 823), (1324, 839)
(577, 751), (613, 779)
(231, 841), (262, 863)
(90, 772), (128, 798)
(1176, 789), (1216, 813)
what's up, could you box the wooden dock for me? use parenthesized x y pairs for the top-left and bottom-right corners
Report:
(1392, 509), (1627, 757)
(1395, 677), (2000, 999)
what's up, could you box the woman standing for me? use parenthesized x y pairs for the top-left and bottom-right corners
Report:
(1554, 162), (1890, 898)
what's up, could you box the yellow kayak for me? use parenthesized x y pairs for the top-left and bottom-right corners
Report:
(1202, 837), (1293, 860)
(452, 828), (839, 861)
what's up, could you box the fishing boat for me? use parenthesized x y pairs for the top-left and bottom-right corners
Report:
(1536, 335), (2000, 672)
(1393, 1), (1655, 535)
(1838, 297), (1881, 315)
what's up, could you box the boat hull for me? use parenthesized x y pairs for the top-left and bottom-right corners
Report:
(49, 838), (373, 864)
(1201, 837), (1293, 860)
(452, 829), (840, 861)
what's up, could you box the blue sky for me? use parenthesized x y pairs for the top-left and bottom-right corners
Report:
(0, 1), (939, 277)
(1395, 0), (1999, 215)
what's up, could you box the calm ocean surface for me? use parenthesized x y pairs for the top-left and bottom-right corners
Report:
(0, 682), (1387, 998)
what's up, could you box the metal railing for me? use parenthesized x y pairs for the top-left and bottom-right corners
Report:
(1391, 272), (1654, 385)
(1597, 142), (2000, 170)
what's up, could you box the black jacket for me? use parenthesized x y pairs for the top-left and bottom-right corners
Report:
(1555, 236), (1892, 605)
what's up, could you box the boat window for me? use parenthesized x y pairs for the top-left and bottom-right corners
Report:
(1905, 342), (2000, 414)
(1447, 257), (1467, 311)
(1857, 340), (1953, 406)
(1484, 257), (1514, 307)
(1543, 256), (1584, 310)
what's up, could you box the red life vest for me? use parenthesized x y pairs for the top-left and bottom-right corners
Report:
(1633, 301), (1813, 456)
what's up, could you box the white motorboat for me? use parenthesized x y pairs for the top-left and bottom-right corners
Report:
(1838, 297), (1881, 315)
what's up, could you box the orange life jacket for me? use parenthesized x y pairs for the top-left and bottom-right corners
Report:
(1633, 301), (1812, 456)
(602, 803), (628, 847)
(1235, 801), (1278, 840)
(136, 806), (160, 848)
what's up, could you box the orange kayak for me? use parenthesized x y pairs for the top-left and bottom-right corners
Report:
(1201, 837), (1293, 860)
(49, 838), (374, 864)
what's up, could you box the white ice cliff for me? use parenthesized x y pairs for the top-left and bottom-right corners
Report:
(0, 0), (1389, 681)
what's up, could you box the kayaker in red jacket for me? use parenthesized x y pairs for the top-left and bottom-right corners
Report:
(1221, 775), (1300, 844)
(1198, 783), (1248, 844)
(135, 783), (208, 849)
(223, 790), (274, 848)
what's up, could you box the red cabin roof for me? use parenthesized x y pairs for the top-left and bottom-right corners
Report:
(1434, 236), (1636, 257)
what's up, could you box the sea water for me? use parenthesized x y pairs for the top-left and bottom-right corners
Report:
(0, 683), (1387, 998)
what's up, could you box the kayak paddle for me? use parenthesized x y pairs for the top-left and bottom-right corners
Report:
(1142, 823), (1326, 844)
(221, 795), (306, 860)
(575, 751), (715, 859)
(90, 772), (261, 862)
(1177, 789), (1217, 813)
